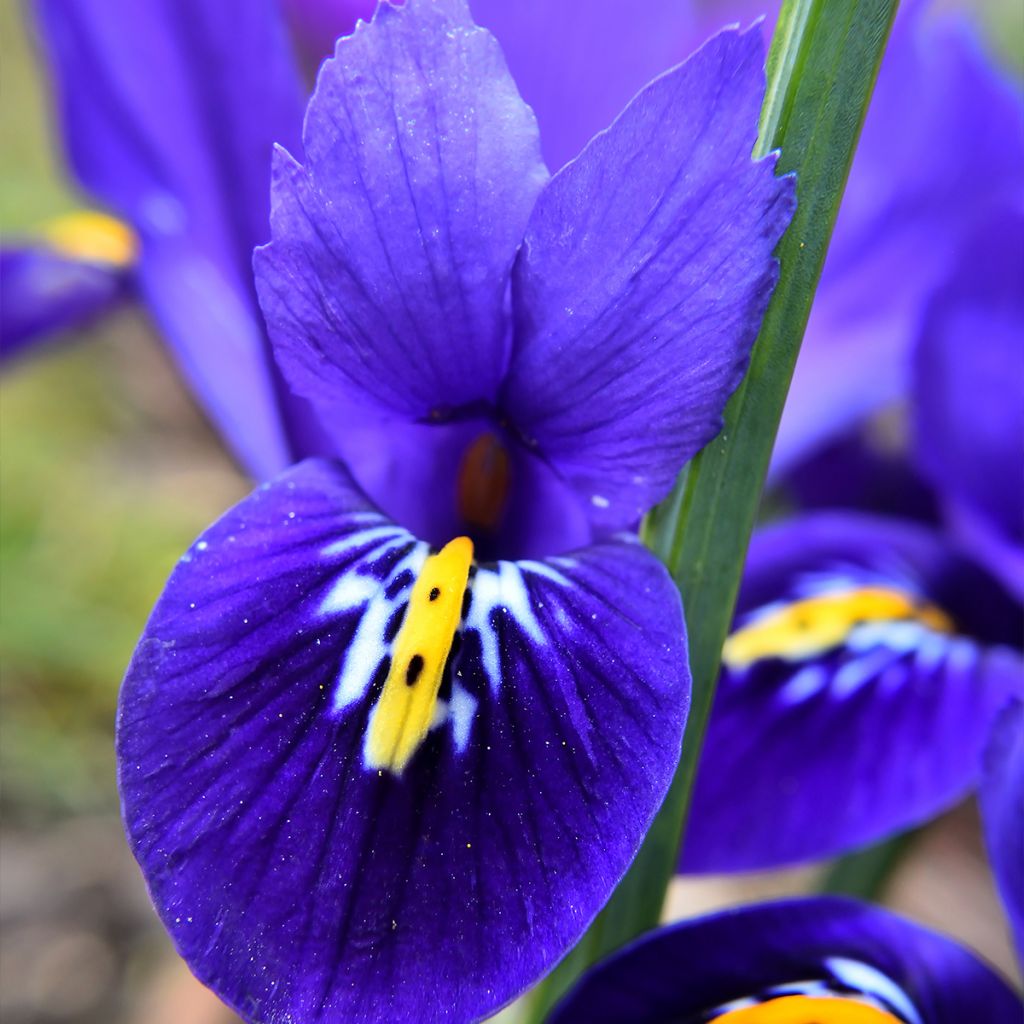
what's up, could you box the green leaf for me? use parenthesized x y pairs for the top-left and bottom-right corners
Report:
(525, 1), (898, 1017)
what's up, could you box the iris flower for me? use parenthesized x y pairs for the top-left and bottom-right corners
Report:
(548, 897), (1023, 1023)
(115, 1), (793, 1020)
(681, 511), (1023, 873)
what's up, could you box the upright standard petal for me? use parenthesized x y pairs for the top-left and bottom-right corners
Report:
(503, 27), (794, 533)
(33, 0), (322, 477)
(118, 459), (688, 1023)
(284, 0), (774, 170)
(549, 898), (1022, 1024)
(681, 512), (1024, 874)
(772, 9), (1024, 474)
(913, 209), (1024, 601)
(980, 698), (1024, 963)
(255, 0), (549, 422)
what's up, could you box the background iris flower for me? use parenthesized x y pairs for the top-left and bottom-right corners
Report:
(547, 898), (1023, 1023)
(681, 511), (1023, 873)
(115, 2), (792, 1021)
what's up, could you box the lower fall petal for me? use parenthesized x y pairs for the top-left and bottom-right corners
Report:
(117, 458), (688, 1023)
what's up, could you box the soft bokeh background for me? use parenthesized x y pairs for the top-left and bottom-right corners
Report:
(1, 2), (1021, 1021)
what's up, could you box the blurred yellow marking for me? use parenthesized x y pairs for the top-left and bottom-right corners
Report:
(41, 211), (138, 267)
(713, 995), (900, 1022)
(365, 537), (473, 774)
(722, 586), (953, 669)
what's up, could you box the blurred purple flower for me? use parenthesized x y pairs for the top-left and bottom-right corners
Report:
(773, 6), (1024, 476)
(912, 207), (1024, 601)
(114, 3), (792, 1021)
(548, 898), (1022, 1023)
(681, 511), (1023, 874)
(0, 213), (134, 360)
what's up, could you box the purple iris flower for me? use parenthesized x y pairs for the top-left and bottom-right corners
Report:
(548, 897), (1023, 1023)
(114, 1), (793, 1020)
(32, 0), (329, 478)
(681, 512), (1024, 874)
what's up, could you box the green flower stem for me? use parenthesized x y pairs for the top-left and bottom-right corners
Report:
(525, 2), (898, 1018)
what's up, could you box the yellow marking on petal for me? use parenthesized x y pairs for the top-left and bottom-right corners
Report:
(41, 211), (138, 268)
(722, 586), (954, 670)
(365, 536), (473, 774)
(713, 995), (901, 1023)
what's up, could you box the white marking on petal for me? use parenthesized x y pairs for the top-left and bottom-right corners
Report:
(518, 560), (573, 588)
(777, 664), (828, 705)
(464, 559), (575, 693)
(330, 543), (428, 711)
(319, 572), (379, 615)
(590, 494), (610, 509)
(430, 700), (449, 730)
(448, 682), (478, 752)
(465, 567), (504, 691)
(832, 646), (902, 698)
(825, 958), (922, 1024)
(321, 525), (407, 559)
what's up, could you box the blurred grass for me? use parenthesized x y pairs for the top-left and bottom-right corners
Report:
(0, 329), (246, 817)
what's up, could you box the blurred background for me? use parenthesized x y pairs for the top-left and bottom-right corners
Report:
(1, 2), (1021, 1022)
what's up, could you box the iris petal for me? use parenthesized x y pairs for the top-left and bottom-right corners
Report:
(33, 0), (325, 477)
(0, 243), (132, 361)
(772, 9), (1024, 476)
(118, 459), (688, 1022)
(980, 697), (1024, 963)
(503, 27), (795, 533)
(255, 0), (549, 424)
(548, 898), (1021, 1024)
(913, 208), (1024, 601)
(682, 512), (1024, 873)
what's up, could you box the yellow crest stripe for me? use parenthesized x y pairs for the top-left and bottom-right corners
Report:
(723, 586), (953, 669)
(365, 537), (474, 773)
